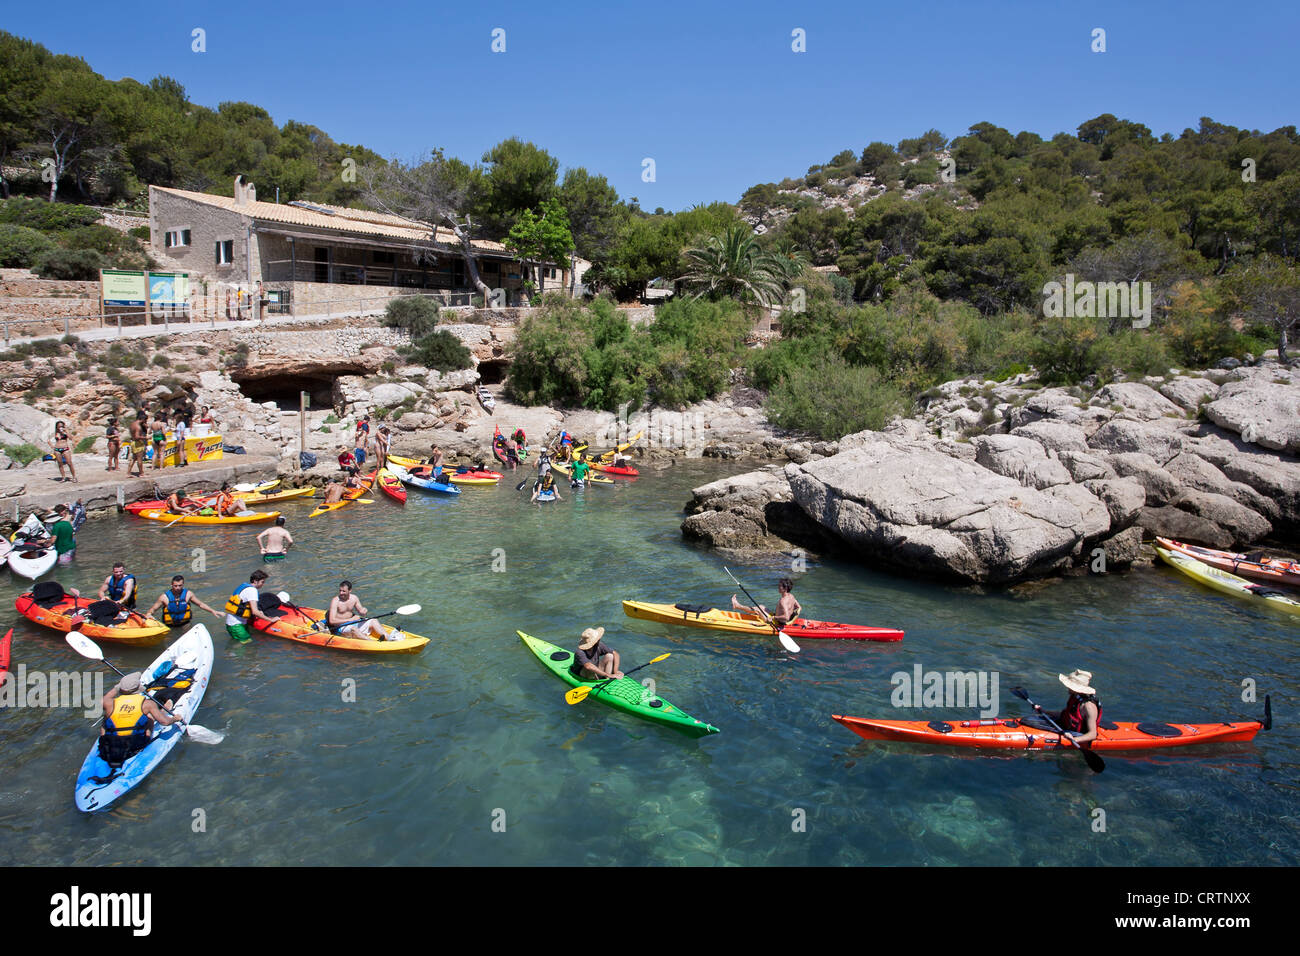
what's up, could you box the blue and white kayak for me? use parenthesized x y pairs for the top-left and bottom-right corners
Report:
(388, 463), (462, 496)
(74, 623), (214, 812)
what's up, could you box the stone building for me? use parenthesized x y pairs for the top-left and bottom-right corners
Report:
(148, 177), (587, 316)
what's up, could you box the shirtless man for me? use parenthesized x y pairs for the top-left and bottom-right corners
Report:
(732, 577), (802, 626)
(257, 516), (294, 562)
(327, 580), (395, 641)
(165, 489), (203, 516)
(127, 414), (148, 478)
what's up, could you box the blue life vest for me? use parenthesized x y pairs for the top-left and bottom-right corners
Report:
(162, 588), (191, 626)
(106, 573), (136, 608)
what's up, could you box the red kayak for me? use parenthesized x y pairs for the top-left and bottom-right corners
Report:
(1155, 537), (1300, 588)
(408, 464), (504, 481)
(832, 700), (1271, 752)
(377, 469), (407, 504)
(592, 462), (639, 477)
(0, 627), (11, 686)
(622, 601), (904, 642)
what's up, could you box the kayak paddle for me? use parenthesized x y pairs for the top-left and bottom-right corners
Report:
(724, 567), (801, 654)
(566, 652), (671, 705)
(64, 633), (223, 744)
(332, 604), (422, 629)
(1010, 686), (1104, 773)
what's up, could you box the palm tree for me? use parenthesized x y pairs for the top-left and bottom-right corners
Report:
(679, 224), (785, 308)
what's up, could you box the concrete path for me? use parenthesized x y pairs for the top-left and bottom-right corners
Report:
(2, 309), (390, 347)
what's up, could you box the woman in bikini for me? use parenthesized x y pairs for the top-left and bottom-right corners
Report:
(151, 412), (168, 470)
(50, 421), (77, 483)
(105, 417), (121, 471)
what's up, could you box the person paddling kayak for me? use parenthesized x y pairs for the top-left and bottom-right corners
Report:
(574, 626), (623, 679)
(98, 672), (186, 767)
(145, 575), (222, 628)
(327, 580), (396, 641)
(1031, 669), (1102, 746)
(165, 489), (203, 516)
(98, 562), (138, 612)
(531, 472), (562, 502)
(731, 577), (801, 625)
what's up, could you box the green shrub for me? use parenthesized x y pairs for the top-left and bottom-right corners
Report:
(0, 198), (101, 231)
(129, 225), (151, 240)
(765, 359), (906, 440)
(151, 353), (170, 367)
(34, 247), (106, 280)
(0, 224), (56, 268)
(323, 413), (339, 424)
(383, 296), (441, 338)
(405, 329), (472, 374)
(74, 436), (96, 453)
(2, 443), (42, 466)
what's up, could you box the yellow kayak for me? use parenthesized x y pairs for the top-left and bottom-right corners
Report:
(387, 456), (501, 484)
(551, 460), (614, 485)
(134, 509), (282, 526)
(235, 486), (315, 504)
(1155, 546), (1300, 616)
(595, 431), (644, 462)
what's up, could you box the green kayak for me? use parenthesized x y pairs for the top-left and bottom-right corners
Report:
(517, 631), (719, 738)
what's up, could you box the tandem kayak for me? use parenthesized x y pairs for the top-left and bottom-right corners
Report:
(8, 514), (56, 579)
(377, 468), (407, 504)
(831, 701), (1270, 752)
(1155, 537), (1300, 589)
(591, 461), (639, 477)
(1155, 545), (1300, 616)
(309, 471), (376, 517)
(388, 463), (462, 495)
(622, 600), (905, 642)
(133, 508), (281, 526)
(251, 594), (428, 653)
(125, 487), (315, 513)
(16, 583), (169, 645)
(74, 623), (214, 812)
(517, 631), (719, 737)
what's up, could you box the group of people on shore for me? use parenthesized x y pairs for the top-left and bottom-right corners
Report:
(47, 404), (220, 483)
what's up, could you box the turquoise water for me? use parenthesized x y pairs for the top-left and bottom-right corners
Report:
(1, 461), (1296, 866)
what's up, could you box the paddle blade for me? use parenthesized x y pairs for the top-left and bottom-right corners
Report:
(277, 591), (292, 603)
(232, 483), (257, 493)
(1010, 686), (1029, 702)
(1080, 747), (1105, 773)
(183, 724), (224, 744)
(565, 686), (592, 705)
(777, 631), (801, 654)
(394, 604), (421, 615)
(65, 632), (105, 660)
(1264, 694), (1272, 732)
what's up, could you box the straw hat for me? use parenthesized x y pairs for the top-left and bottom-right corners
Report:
(579, 626), (605, 650)
(1058, 669), (1096, 695)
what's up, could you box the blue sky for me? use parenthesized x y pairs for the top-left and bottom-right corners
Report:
(8, 0), (1297, 210)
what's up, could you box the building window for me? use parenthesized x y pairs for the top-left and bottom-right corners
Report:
(372, 250), (395, 265)
(215, 240), (234, 266)
(481, 260), (498, 274)
(164, 229), (191, 248)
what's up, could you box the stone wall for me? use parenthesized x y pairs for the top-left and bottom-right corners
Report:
(149, 186), (255, 284)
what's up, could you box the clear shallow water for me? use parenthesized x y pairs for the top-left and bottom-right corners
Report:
(1, 461), (1296, 866)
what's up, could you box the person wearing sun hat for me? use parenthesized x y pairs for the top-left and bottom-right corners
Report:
(573, 626), (623, 680)
(1033, 669), (1102, 745)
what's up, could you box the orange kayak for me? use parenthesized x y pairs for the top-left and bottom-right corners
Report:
(15, 589), (169, 645)
(309, 471), (376, 517)
(250, 596), (427, 653)
(832, 705), (1270, 752)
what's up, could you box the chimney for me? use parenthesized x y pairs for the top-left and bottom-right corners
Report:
(233, 175), (256, 206)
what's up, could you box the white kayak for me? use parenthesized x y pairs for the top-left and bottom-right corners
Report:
(7, 514), (56, 580)
(74, 623), (215, 812)
(478, 385), (495, 414)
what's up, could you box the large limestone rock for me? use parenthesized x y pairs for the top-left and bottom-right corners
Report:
(1009, 420), (1089, 454)
(1088, 419), (1186, 462)
(681, 468), (828, 551)
(1204, 377), (1300, 454)
(369, 382), (421, 406)
(1163, 452), (1278, 521)
(1158, 376), (1219, 412)
(786, 437), (1093, 584)
(1094, 382), (1185, 421)
(1170, 490), (1272, 543)
(972, 434), (1072, 489)
(1105, 452), (1183, 506)
(0, 403), (58, 447)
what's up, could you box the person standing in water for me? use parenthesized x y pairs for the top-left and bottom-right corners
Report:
(257, 516), (294, 562)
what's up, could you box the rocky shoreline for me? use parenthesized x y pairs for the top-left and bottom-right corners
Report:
(681, 359), (1300, 585)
